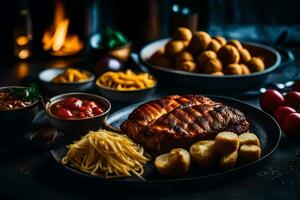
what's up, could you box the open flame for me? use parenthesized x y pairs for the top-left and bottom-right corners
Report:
(42, 0), (83, 56)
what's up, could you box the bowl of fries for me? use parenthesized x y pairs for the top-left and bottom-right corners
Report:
(39, 68), (95, 94)
(95, 69), (157, 102)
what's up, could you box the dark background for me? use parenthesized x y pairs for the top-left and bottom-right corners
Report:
(2, 0), (300, 59)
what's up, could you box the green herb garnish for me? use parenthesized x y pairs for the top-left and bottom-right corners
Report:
(101, 28), (128, 49)
(10, 83), (41, 102)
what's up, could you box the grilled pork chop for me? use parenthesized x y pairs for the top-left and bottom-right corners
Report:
(121, 95), (249, 153)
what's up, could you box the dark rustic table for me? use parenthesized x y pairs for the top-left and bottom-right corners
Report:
(0, 49), (300, 200)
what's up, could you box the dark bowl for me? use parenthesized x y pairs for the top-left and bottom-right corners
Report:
(45, 93), (111, 137)
(95, 74), (157, 102)
(0, 86), (38, 132)
(38, 68), (95, 94)
(140, 38), (284, 95)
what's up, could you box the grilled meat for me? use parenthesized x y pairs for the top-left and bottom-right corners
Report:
(121, 95), (249, 153)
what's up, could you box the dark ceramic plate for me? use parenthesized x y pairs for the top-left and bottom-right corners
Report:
(51, 96), (281, 184)
(139, 38), (294, 94)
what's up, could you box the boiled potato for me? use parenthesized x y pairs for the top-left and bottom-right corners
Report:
(188, 31), (211, 53)
(174, 27), (193, 42)
(247, 57), (265, 72)
(190, 140), (217, 170)
(197, 50), (217, 66)
(165, 40), (185, 56)
(239, 132), (260, 147)
(213, 36), (227, 46)
(219, 151), (238, 170)
(228, 39), (243, 50)
(217, 45), (240, 65)
(176, 61), (197, 72)
(215, 131), (239, 155)
(207, 39), (222, 52)
(239, 144), (261, 162)
(175, 51), (194, 67)
(239, 48), (251, 63)
(202, 58), (223, 74)
(210, 71), (224, 76)
(155, 148), (190, 176)
(224, 63), (243, 75)
(240, 64), (251, 75)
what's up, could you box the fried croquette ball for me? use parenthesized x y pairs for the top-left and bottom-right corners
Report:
(188, 31), (212, 53)
(165, 40), (185, 56)
(210, 71), (224, 76)
(217, 45), (240, 65)
(214, 36), (227, 46)
(228, 39), (243, 50)
(175, 51), (194, 67)
(247, 57), (265, 72)
(197, 50), (217, 65)
(150, 54), (172, 68)
(239, 48), (252, 63)
(215, 132), (239, 155)
(174, 27), (193, 42)
(202, 58), (222, 74)
(207, 39), (222, 52)
(240, 64), (251, 75)
(224, 63), (243, 75)
(176, 61), (197, 72)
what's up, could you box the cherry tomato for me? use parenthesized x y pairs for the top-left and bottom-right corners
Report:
(64, 97), (82, 110)
(281, 113), (300, 137)
(292, 80), (300, 92)
(92, 106), (103, 115)
(85, 101), (98, 108)
(56, 108), (73, 119)
(285, 91), (300, 109)
(274, 106), (296, 125)
(260, 89), (285, 114)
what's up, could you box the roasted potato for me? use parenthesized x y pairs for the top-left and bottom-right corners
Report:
(202, 58), (223, 74)
(247, 57), (265, 72)
(240, 64), (251, 75)
(239, 144), (261, 162)
(175, 51), (194, 67)
(149, 54), (172, 68)
(174, 27), (193, 42)
(219, 151), (238, 170)
(215, 131), (239, 155)
(188, 31), (211, 53)
(239, 132), (260, 147)
(165, 40), (185, 56)
(228, 39), (243, 50)
(214, 36), (227, 46)
(197, 50), (217, 65)
(224, 63), (243, 75)
(155, 148), (190, 176)
(176, 61), (197, 72)
(239, 48), (251, 63)
(217, 45), (240, 65)
(190, 140), (217, 170)
(207, 39), (222, 52)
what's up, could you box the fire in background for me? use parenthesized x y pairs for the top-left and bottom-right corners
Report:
(42, 0), (83, 56)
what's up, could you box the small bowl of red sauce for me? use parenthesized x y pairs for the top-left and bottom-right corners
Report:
(0, 86), (39, 132)
(45, 93), (111, 136)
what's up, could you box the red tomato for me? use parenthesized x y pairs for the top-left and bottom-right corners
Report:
(92, 106), (103, 115)
(56, 108), (73, 119)
(85, 101), (98, 108)
(64, 97), (82, 110)
(292, 80), (300, 92)
(79, 112), (87, 118)
(281, 113), (300, 137)
(285, 91), (300, 109)
(274, 106), (296, 124)
(260, 89), (285, 113)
